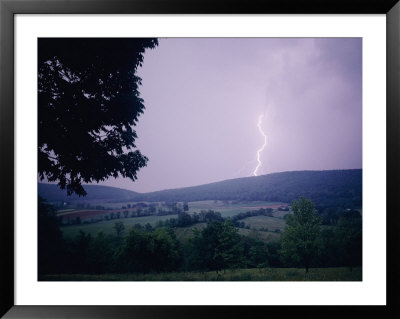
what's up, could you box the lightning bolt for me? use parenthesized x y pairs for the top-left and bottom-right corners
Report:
(253, 114), (267, 176)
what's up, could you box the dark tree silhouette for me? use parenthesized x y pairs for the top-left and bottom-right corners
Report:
(335, 211), (362, 271)
(189, 220), (244, 272)
(38, 38), (158, 196)
(38, 196), (64, 274)
(281, 197), (321, 272)
(114, 221), (125, 238)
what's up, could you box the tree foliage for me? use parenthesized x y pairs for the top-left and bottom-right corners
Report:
(38, 196), (65, 274)
(38, 198), (361, 276)
(114, 221), (125, 238)
(335, 211), (362, 270)
(281, 197), (321, 272)
(38, 38), (158, 196)
(121, 227), (181, 273)
(189, 220), (245, 271)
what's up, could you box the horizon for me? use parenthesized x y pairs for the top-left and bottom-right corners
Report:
(41, 167), (362, 194)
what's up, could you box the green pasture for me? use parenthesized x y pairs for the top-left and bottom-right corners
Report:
(174, 223), (207, 242)
(188, 200), (283, 209)
(60, 200), (289, 240)
(237, 228), (281, 242)
(241, 215), (286, 232)
(62, 199), (287, 218)
(40, 266), (362, 281)
(188, 200), (285, 218)
(171, 223), (281, 244)
(272, 210), (290, 218)
(60, 214), (178, 238)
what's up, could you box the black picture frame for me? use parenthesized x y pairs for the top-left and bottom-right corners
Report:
(1, 0), (399, 318)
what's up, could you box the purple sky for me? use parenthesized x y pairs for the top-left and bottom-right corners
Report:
(100, 38), (362, 193)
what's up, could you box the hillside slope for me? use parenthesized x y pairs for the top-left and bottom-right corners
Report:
(38, 183), (139, 203)
(138, 169), (362, 207)
(39, 169), (362, 208)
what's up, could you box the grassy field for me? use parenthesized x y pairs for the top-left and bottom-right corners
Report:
(71, 200), (155, 210)
(272, 210), (290, 218)
(61, 214), (178, 238)
(60, 200), (289, 239)
(174, 223), (207, 242)
(63, 200), (286, 212)
(61, 215), (285, 242)
(40, 266), (362, 281)
(188, 200), (287, 218)
(241, 215), (286, 232)
(237, 228), (281, 242)
(171, 223), (281, 243)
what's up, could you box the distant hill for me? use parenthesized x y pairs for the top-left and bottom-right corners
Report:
(39, 169), (362, 208)
(38, 183), (139, 203)
(137, 169), (362, 208)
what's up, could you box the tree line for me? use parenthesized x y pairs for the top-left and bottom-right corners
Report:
(125, 170), (362, 209)
(39, 196), (361, 276)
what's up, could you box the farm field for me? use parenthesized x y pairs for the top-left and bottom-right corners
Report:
(61, 214), (178, 238)
(40, 266), (362, 281)
(57, 200), (288, 220)
(237, 228), (281, 242)
(56, 207), (143, 224)
(59, 200), (290, 239)
(272, 210), (290, 218)
(92, 201), (156, 210)
(174, 223), (207, 242)
(241, 215), (286, 232)
(171, 223), (282, 244)
(171, 220), (284, 243)
(187, 200), (287, 218)
(61, 216), (285, 243)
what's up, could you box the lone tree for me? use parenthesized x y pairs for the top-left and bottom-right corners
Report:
(38, 38), (158, 196)
(281, 197), (321, 272)
(114, 221), (125, 238)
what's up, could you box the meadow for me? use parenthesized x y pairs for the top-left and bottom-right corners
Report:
(237, 228), (281, 242)
(40, 266), (362, 281)
(241, 215), (286, 232)
(174, 223), (207, 242)
(60, 200), (289, 240)
(61, 214), (179, 238)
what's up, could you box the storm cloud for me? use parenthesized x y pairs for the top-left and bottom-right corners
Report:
(101, 38), (362, 192)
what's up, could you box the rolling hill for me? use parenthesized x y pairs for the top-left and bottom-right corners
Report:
(137, 169), (362, 207)
(38, 183), (139, 203)
(39, 169), (362, 208)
